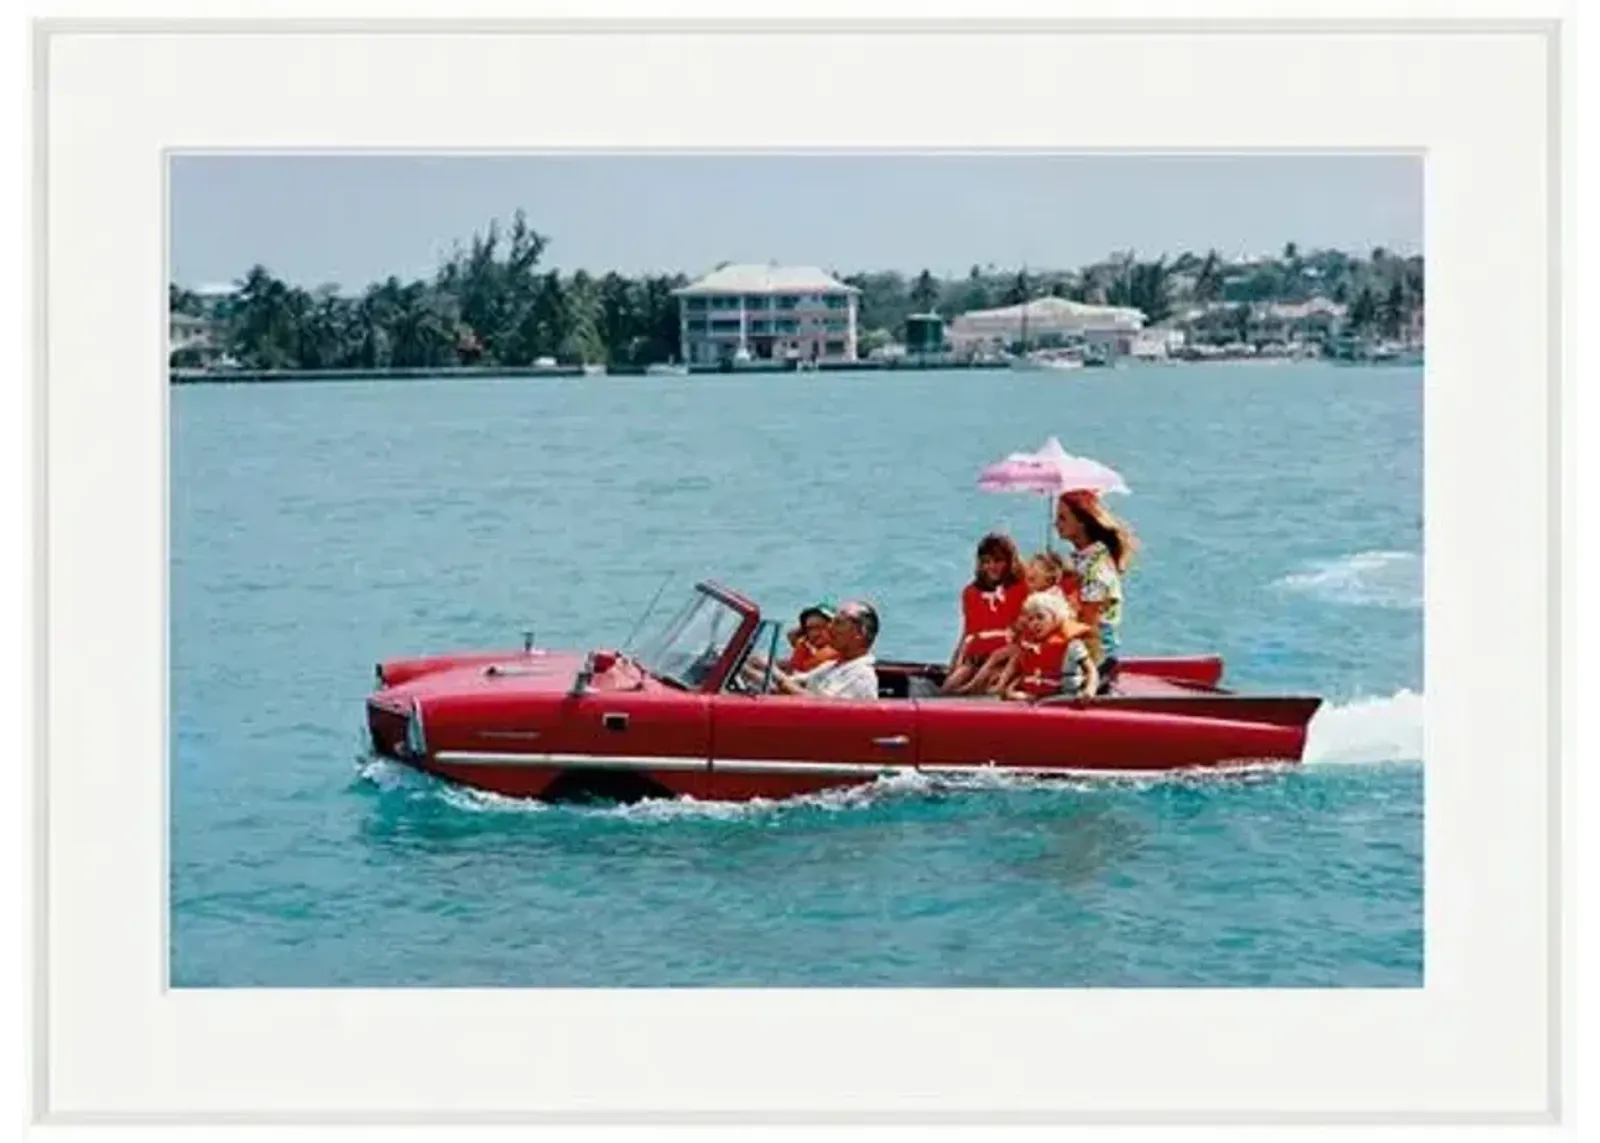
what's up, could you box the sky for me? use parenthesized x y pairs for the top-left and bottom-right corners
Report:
(170, 154), (1422, 291)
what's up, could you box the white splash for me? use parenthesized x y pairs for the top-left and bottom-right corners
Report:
(435, 785), (554, 815)
(357, 764), (1305, 823)
(1303, 689), (1424, 765)
(353, 755), (417, 791)
(1276, 550), (1422, 609)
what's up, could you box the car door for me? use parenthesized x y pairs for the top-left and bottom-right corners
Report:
(564, 688), (713, 800)
(707, 646), (918, 801)
(912, 694), (1069, 776)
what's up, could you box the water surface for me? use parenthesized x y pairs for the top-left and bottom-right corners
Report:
(171, 362), (1423, 986)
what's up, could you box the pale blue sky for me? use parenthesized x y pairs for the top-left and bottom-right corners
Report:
(170, 154), (1422, 291)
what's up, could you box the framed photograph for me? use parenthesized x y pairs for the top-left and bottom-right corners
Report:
(32, 13), (1567, 1125)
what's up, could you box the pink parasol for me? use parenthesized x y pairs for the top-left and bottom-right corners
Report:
(977, 437), (1130, 545)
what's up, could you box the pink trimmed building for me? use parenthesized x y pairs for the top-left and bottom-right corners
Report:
(673, 263), (861, 366)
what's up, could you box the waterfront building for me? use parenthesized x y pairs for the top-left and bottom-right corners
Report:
(169, 311), (225, 367)
(673, 263), (860, 366)
(946, 296), (1147, 358)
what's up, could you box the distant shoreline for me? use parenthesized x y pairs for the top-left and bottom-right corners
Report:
(170, 355), (1421, 385)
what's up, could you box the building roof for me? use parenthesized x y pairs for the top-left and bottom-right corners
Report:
(673, 263), (860, 296)
(949, 295), (1146, 332)
(1262, 297), (1348, 320)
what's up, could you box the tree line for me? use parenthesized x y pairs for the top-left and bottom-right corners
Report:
(171, 214), (1425, 370)
(171, 211), (685, 371)
(846, 243), (1423, 353)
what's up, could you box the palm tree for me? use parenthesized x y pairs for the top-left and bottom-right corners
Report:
(1348, 285), (1379, 335)
(597, 272), (641, 364)
(1194, 249), (1223, 303)
(961, 265), (990, 313)
(1379, 280), (1407, 340)
(1002, 269), (1033, 307)
(229, 264), (299, 368)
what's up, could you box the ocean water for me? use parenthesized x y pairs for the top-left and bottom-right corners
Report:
(170, 361), (1423, 987)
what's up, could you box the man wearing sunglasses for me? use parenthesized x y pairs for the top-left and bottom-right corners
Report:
(746, 600), (882, 700)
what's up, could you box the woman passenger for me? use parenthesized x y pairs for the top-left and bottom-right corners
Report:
(1053, 489), (1138, 693)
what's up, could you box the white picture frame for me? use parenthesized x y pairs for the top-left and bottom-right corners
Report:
(25, 10), (1572, 1128)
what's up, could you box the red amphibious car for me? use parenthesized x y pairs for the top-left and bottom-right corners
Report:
(366, 581), (1322, 803)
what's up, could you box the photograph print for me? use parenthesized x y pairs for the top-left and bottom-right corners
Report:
(169, 152), (1424, 988)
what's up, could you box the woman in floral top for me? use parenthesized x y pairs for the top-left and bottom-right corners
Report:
(1053, 489), (1138, 692)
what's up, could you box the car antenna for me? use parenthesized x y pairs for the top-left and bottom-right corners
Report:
(622, 572), (674, 652)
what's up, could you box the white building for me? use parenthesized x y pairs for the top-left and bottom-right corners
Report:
(1129, 327), (1185, 359)
(673, 263), (860, 366)
(168, 311), (226, 366)
(946, 296), (1147, 356)
(169, 311), (212, 351)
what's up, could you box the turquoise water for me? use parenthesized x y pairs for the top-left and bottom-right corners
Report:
(170, 362), (1423, 987)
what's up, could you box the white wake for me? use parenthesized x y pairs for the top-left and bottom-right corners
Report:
(1275, 550), (1422, 609)
(1303, 689), (1424, 765)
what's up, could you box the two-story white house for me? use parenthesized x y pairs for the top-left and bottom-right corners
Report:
(673, 263), (860, 366)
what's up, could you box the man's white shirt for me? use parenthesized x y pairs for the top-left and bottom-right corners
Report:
(793, 654), (879, 700)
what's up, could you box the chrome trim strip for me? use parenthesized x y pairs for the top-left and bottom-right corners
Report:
(425, 752), (1274, 780)
(712, 759), (916, 777)
(433, 752), (708, 772)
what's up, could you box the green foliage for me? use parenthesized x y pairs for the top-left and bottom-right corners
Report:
(843, 272), (912, 340)
(177, 215), (1422, 369)
(858, 328), (896, 356)
(1002, 270), (1033, 306)
(195, 212), (685, 371)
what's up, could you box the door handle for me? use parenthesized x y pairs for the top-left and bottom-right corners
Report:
(872, 735), (910, 748)
(603, 712), (630, 732)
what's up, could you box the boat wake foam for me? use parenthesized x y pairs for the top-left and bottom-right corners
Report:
(1274, 550), (1421, 609)
(1303, 689), (1423, 765)
(352, 755), (418, 791)
(353, 755), (1300, 822)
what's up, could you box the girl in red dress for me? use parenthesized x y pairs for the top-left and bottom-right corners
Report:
(940, 532), (1028, 694)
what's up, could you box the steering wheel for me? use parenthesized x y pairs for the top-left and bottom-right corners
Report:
(729, 652), (775, 695)
(683, 644), (723, 687)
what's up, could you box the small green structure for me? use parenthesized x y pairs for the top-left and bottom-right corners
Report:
(904, 312), (945, 354)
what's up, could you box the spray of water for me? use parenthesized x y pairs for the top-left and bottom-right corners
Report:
(1303, 689), (1424, 765)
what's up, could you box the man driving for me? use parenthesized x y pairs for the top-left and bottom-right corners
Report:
(746, 600), (881, 700)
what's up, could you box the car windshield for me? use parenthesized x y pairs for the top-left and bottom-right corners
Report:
(630, 587), (749, 690)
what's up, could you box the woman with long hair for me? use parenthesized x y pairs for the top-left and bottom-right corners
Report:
(1053, 489), (1138, 692)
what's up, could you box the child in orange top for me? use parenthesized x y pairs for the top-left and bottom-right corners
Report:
(940, 532), (1028, 694)
(779, 604), (840, 673)
(995, 590), (1098, 702)
(1021, 547), (1102, 663)
(960, 548), (1071, 693)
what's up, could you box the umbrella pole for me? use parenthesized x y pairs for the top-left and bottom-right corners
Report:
(1043, 494), (1053, 552)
